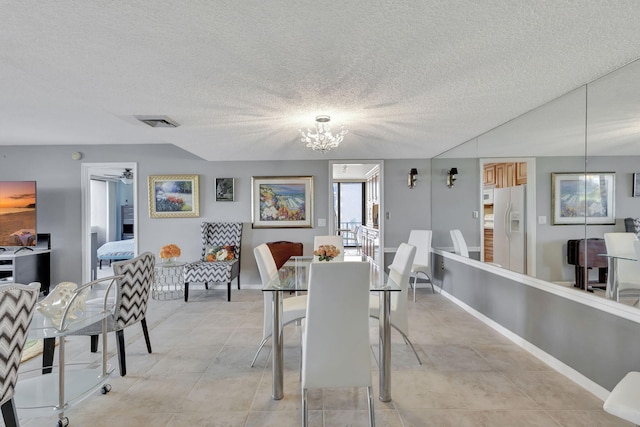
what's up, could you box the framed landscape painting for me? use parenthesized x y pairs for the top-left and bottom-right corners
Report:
(551, 172), (615, 225)
(251, 176), (313, 228)
(148, 174), (199, 218)
(215, 178), (235, 202)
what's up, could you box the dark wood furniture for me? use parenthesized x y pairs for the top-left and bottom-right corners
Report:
(266, 241), (303, 270)
(567, 238), (608, 290)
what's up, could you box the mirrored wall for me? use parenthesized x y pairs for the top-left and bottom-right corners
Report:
(432, 57), (640, 308)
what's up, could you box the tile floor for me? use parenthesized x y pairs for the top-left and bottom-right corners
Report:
(12, 285), (631, 427)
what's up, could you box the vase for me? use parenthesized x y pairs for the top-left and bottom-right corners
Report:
(163, 257), (177, 266)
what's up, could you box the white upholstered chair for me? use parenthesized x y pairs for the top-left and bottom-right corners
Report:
(313, 235), (345, 260)
(407, 229), (435, 301)
(450, 229), (470, 257)
(603, 371), (640, 425)
(251, 244), (307, 367)
(301, 261), (374, 427)
(369, 242), (422, 364)
(603, 232), (640, 305)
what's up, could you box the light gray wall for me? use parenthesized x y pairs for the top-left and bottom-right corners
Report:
(431, 158), (480, 248)
(0, 144), (430, 286)
(382, 159), (432, 247)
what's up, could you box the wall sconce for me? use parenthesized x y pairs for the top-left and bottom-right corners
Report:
(408, 168), (418, 189)
(447, 167), (458, 188)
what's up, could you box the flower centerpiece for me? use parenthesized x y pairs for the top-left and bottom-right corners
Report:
(313, 244), (340, 262)
(160, 244), (181, 264)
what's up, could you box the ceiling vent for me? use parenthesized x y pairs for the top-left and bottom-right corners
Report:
(135, 115), (180, 128)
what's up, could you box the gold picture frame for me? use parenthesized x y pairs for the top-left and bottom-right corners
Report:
(148, 174), (199, 218)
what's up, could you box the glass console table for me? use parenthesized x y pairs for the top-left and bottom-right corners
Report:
(14, 276), (119, 427)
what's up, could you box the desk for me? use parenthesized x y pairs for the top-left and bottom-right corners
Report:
(262, 255), (400, 402)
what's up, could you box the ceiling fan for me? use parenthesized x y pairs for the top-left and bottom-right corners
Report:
(105, 168), (134, 184)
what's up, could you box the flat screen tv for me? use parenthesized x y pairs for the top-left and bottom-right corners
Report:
(0, 181), (37, 247)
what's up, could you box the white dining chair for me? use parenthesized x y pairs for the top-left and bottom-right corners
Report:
(603, 371), (640, 425)
(369, 242), (422, 364)
(313, 235), (345, 260)
(250, 244), (307, 367)
(603, 233), (640, 305)
(407, 229), (435, 301)
(450, 229), (469, 257)
(301, 261), (374, 427)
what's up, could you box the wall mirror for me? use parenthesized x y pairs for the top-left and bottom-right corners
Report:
(432, 56), (640, 309)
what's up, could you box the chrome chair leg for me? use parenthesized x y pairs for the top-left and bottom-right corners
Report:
(250, 337), (270, 367)
(367, 385), (376, 427)
(302, 388), (308, 427)
(412, 271), (436, 301)
(401, 332), (422, 365)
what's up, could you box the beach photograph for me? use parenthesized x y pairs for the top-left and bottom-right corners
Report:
(0, 181), (37, 246)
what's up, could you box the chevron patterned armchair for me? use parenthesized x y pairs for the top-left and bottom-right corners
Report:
(184, 222), (243, 302)
(1, 282), (39, 427)
(44, 252), (155, 377)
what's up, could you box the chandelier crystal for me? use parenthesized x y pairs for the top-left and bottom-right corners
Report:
(299, 115), (348, 153)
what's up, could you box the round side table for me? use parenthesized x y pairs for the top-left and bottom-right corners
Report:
(153, 261), (186, 300)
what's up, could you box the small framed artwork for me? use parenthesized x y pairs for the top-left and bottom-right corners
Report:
(148, 174), (199, 218)
(633, 173), (640, 197)
(551, 172), (615, 225)
(215, 178), (235, 202)
(251, 176), (313, 228)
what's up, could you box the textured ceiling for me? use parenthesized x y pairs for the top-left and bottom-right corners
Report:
(2, 1), (640, 161)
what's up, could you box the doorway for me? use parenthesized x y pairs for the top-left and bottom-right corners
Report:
(329, 161), (384, 267)
(334, 181), (365, 250)
(81, 162), (138, 283)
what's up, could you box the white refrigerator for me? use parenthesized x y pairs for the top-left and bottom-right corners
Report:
(492, 185), (526, 274)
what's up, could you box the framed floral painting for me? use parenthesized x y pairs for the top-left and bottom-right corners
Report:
(551, 172), (615, 225)
(148, 174), (199, 218)
(251, 176), (313, 228)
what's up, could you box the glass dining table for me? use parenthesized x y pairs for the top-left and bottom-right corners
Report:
(262, 255), (401, 403)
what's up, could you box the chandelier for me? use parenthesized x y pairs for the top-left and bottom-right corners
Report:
(299, 115), (348, 153)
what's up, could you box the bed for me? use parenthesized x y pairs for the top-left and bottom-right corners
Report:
(97, 239), (135, 268)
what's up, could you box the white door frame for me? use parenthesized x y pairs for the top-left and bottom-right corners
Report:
(81, 162), (138, 283)
(328, 160), (384, 268)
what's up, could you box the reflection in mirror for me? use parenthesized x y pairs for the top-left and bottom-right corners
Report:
(432, 56), (640, 310)
(586, 58), (640, 308)
(433, 85), (587, 284)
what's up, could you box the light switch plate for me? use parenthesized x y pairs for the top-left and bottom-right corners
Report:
(318, 218), (326, 227)
(538, 216), (547, 225)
